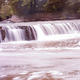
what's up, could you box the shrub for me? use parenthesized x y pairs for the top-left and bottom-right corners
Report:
(44, 0), (65, 13)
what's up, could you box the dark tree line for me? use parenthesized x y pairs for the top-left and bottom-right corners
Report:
(0, 0), (80, 20)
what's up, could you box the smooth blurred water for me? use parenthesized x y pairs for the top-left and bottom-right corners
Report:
(0, 49), (80, 80)
(1, 20), (80, 42)
(0, 38), (80, 80)
(0, 20), (80, 80)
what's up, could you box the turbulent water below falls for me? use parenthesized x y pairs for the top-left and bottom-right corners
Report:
(1, 20), (80, 80)
(0, 38), (80, 80)
(0, 49), (80, 80)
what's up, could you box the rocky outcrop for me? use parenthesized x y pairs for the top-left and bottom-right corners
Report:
(0, 17), (3, 21)
(1, 13), (79, 23)
(18, 26), (37, 40)
(9, 15), (24, 23)
(0, 26), (37, 43)
(0, 27), (2, 29)
(1, 30), (5, 40)
(0, 27), (5, 41)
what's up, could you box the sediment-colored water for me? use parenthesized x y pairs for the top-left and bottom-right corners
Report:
(0, 20), (80, 80)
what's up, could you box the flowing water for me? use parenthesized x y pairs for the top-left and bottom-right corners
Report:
(0, 20), (80, 80)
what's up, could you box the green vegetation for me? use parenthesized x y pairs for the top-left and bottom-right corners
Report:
(44, 0), (80, 14)
(44, 0), (65, 12)
(0, 0), (80, 20)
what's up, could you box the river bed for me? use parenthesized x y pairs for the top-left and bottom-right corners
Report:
(0, 20), (80, 80)
(0, 40), (80, 80)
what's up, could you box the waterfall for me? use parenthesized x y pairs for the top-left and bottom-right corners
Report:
(3, 26), (26, 42)
(0, 22), (80, 43)
(1, 25), (37, 42)
(33, 23), (80, 35)
(32, 23), (80, 40)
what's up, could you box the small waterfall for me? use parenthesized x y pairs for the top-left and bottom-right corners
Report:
(1, 25), (37, 42)
(32, 23), (80, 40)
(0, 22), (80, 43)
(3, 26), (26, 42)
(33, 23), (80, 36)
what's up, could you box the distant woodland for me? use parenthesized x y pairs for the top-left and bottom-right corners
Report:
(0, 0), (80, 21)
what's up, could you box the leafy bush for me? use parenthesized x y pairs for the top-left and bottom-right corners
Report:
(44, 0), (65, 13)
(0, 3), (12, 19)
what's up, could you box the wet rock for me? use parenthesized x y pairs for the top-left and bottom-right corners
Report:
(1, 30), (5, 40)
(0, 26), (2, 29)
(0, 16), (3, 21)
(10, 15), (24, 23)
(18, 26), (37, 40)
(0, 27), (5, 41)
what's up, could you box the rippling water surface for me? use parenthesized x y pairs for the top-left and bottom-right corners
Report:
(1, 20), (80, 80)
(0, 38), (80, 80)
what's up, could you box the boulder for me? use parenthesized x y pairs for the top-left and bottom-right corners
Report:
(0, 17), (3, 21)
(10, 15), (24, 23)
(18, 26), (37, 40)
(0, 27), (5, 41)
(0, 26), (2, 29)
(1, 30), (5, 40)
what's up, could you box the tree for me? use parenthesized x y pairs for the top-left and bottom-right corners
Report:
(0, 0), (13, 19)
(9, 0), (37, 15)
(44, 0), (66, 13)
(0, 0), (48, 19)
(0, 0), (5, 9)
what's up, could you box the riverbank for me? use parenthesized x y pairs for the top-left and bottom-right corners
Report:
(1, 12), (80, 23)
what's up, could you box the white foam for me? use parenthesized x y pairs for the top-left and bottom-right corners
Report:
(18, 71), (28, 75)
(27, 72), (43, 80)
(0, 48), (3, 51)
(0, 75), (7, 78)
(13, 77), (21, 80)
(49, 71), (60, 75)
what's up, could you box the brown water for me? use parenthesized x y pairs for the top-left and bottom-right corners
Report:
(0, 38), (80, 80)
(0, 20), (80, 80)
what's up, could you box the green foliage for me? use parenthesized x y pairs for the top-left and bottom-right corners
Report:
(44, 0), (65, 12)
(43, 0), (80, 16)
(0, 0), (5, 9)
(21, 0), (31, 6)
(0, 0), (48, 18)
(0, 0), (14, 19)
(10, 0), (34, 16)
(64, 1), (80, 14)
(1, 0), (80, 20)
(0, 3), (13, 19)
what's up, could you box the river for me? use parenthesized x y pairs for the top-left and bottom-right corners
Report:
(0, 20), (80, 80)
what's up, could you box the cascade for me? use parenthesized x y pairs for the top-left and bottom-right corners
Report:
(1, 25), (37, 42)
(2, 26), (25, 42)
(32, 23), (80, 40)
(0, 22), (80, 43)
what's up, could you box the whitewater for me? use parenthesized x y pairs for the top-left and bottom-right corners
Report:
(0, 20), (80, 80)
